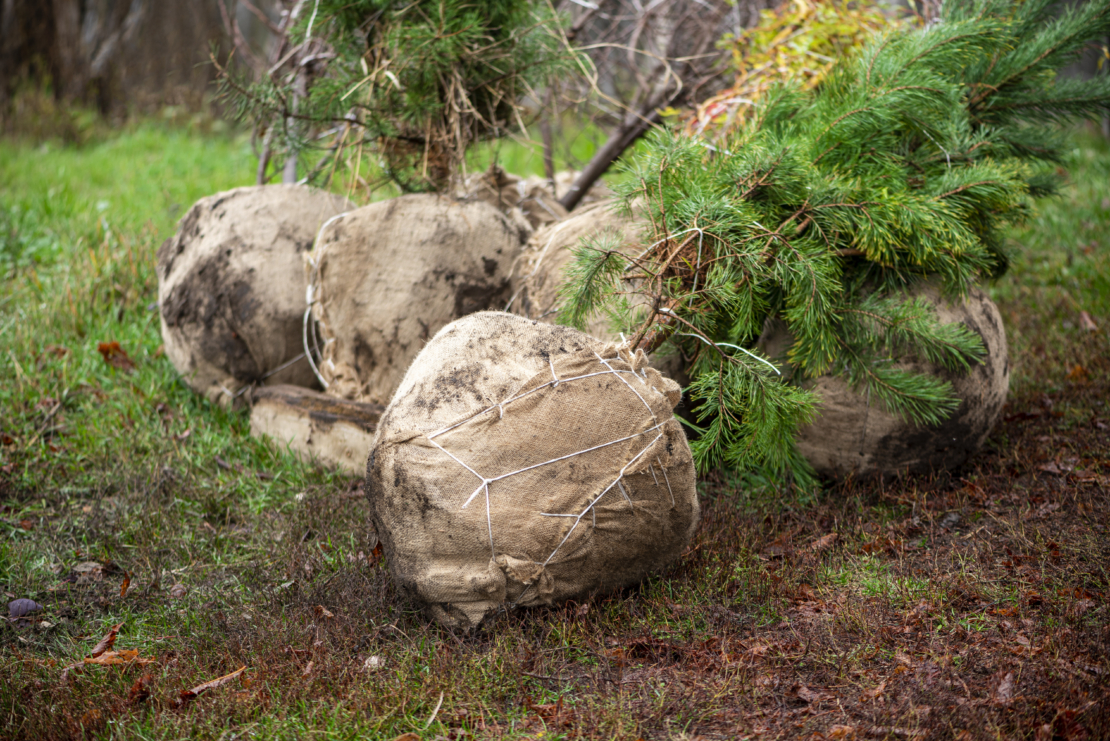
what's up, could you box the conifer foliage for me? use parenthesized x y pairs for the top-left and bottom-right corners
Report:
(560, 0), (1110, 484)
(223, 0), (570, 191)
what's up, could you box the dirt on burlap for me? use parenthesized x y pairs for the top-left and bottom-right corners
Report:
(157, 185), (354, 407)
(504, 199), (689, 382)
(366, 311), (698, 629)
(307, 195), (528, 406)
(507, 199), (648, 336)
(760, 283), (1010, 478)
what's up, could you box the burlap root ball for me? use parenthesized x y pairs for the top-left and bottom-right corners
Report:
(507, 200), (686, 382)
(157, 184), (354, 406)
(367, 312), (698, 629)
(508, 200), (637, 333)
(308, 195), (528, 406)
(760, 283), (1010, 478)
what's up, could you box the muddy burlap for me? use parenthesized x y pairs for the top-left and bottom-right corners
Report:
(367, 312), (698, 629)
(507, 200), (639, 337)
(506, 200), (687, 382)
(759, 283), (1010, 478)
(307, 195), (528, 406)
(157, 185), (354, 406)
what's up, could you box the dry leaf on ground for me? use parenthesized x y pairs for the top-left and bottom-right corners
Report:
(85, 649), (155, 666)
(129, 672), (154, 704)
(174, 666), (247, 707)
(97, 341), (137, 372)
(992, 671), (1015, 704)
(794, 684), (827, 703)
(90, 622), (123, 657)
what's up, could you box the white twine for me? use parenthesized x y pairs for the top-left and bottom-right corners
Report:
(302, 211), (351, 391)
(423, 354), (674, 564)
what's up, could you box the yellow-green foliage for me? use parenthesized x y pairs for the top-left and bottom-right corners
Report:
(683, 0), (897, 140)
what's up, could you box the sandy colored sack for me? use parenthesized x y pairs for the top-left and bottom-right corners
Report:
(307, 195), (527, 406)
(366, 312), (699, 629)
(157, 185), (354, 406)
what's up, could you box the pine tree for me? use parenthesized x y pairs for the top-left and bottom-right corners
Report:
(220, 0), (573, 192)
(560, 0), (1110, 486)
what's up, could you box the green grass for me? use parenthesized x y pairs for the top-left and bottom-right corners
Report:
(1, 121), (1108, 740)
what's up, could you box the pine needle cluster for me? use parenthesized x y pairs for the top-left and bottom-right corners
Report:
(221, 0), (573, 191)
(561, 0), (1110, 485)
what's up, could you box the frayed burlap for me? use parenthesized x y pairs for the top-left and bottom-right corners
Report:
(366, 312), (698, 629)
(157, 185), (353, 407)
(306, 195), (528, 406)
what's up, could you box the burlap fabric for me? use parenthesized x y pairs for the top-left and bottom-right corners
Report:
(507, 200), (639, 336)
(157, 185), (353, 407)
(367, 312), (698, 629)
(760, 283), (1010, 477)
(307, 195), (528, 406)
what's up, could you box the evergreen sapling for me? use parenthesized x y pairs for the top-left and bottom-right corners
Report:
(560, 0), (1110, 486)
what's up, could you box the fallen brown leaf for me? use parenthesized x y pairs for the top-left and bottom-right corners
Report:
(170, 583), (187, 599)
(862, 678), (888, 701)
(315, 605), (335, 619)
(793, 684), (827, 703)
(90, 622), (124, 657)
(992, 671), (1015, 704)
(120, 573), (131, 598)
(128, 672), (154, 704)
(174, 666), (247, 707)
(391, 734), (421, 741)
(302, 660), (314, 677)
(1079, 311), (1098, 332)
(80, 708), (103, 728)
(97, 341), (137, 372)
(84, 649), (156, 666)
(811, 532), (839, 552)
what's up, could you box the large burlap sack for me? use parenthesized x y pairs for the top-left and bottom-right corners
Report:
(307, 195), (528, 406)
(506, 200), (688, 383)
(367, 312), (698, 629)
(157, 185), (354, 406)
(507, 200), (638, 333)
(760, 283), (1010, 478)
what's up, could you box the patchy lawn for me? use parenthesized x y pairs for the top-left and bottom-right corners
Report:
(1, 123), (1107, 740)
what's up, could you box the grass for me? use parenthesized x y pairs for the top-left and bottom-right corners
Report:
(1, 119), (1108, 740)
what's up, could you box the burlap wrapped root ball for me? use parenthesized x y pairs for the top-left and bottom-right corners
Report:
(367, 312), (698, 629)
(508, 200), (636, 334)
(760, 283), (1010, 478)
(308, 195), (528, 406)
(157, 185), (354, 406)
(507, 200), (686, 382)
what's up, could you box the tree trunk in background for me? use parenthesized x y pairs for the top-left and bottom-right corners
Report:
(557, 0), (777, 212)
(1, 0), (279, 116)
